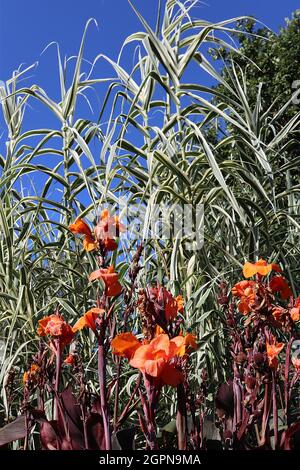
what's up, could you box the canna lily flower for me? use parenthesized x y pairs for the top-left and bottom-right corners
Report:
(269, 276), (292, 300)
(129, 334), (185, 386)
(292, 357), (300, 372)
(69, 210), (125, 253)
(290, 296), (300, 322)
(111, 332), (141, 359)
(69, 218), (97, 252)
(94, 209), (126, 239)
(37, 314), (74, 348)
(23, 364), (39, 385)
(232, 280), (256, 297)
(266, 339), (284, 369)
(72, 308), (105, 334)
(89, 265), (122, 297)
(232, 280), (256, 314)
(177, 333), (198, 356)
(243, 259), (281, 278)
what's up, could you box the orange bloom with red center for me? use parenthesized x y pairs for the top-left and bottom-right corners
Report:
(129, 334), (185, 386)
(72, 308), (105, 334)
(232, 280), (256, 314)
(37, 314), (74, 347)
(292, 357), (300, 371)
(111, 332), (141, 359)
(93, 209), (125, 250)
(69, 218), (97, 252)
(243, 259), (281, 278)
(89, 266), (122, 297)
(266, 339), (284, 369)
(232, 280), (256, 297)
(23, 364), (39, 385)
(269, 276), (292, 300)
(290, 296), (300, 322)
(69, 211), (125, 253)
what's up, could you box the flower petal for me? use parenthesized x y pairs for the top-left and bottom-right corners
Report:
(69, 219), (92, 237)
(72, 316), (87, 332)
(111, 332), (140, 359)
(150, 334), (170, 356)
(243, 262), (258, 278)
(144, 358), (166, 377)
(83, 235), (97, 252)
(129, 344), (152, 372)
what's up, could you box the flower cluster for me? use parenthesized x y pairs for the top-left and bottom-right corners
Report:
(217, 258), (300, 450)
(18, 210), (200, 451)
(232, 258), (296, 328)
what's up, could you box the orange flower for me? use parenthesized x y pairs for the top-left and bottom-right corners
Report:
(37, 314), (74, 347)
(290, 296), (300, 322)
(23, 364), (39, 385)
(177, 333), (197, 356)
(94, 210), (125, 242)
(64, 354), (75, 365)
(69, 218), (92, 237)
(232, 280), (256, 297)
(243, 259), (281, 278)
(69, 218), (97, 252)
(89, 266), (122, 297)
(175, 295), (184, 313)
(129, 334), (185, 386)
(266, 339), (284, 369)
(111, 332), (141, 359)
(72, 308), (105, 334)
(269, 276), (292, 300)
(292, 357), (300, 371)
(232, 280), (256, 314)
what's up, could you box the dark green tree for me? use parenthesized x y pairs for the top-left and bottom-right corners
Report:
(211, 11), (300, 125)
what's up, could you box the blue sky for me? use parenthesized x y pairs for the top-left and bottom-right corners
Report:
(0, 0), (299, 166)
(0, 0), (299, 218)
(1, 0), (299, 84)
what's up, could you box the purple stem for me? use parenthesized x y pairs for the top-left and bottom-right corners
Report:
(80, 405), (89, 450)
(272, 372), (278, 449)
(284, 338), (293, 420)
(97, 333), (111, 450)
(54, 340), (62, 420)
(142, 374), (158, 449)
(176, 383), (187, 450)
